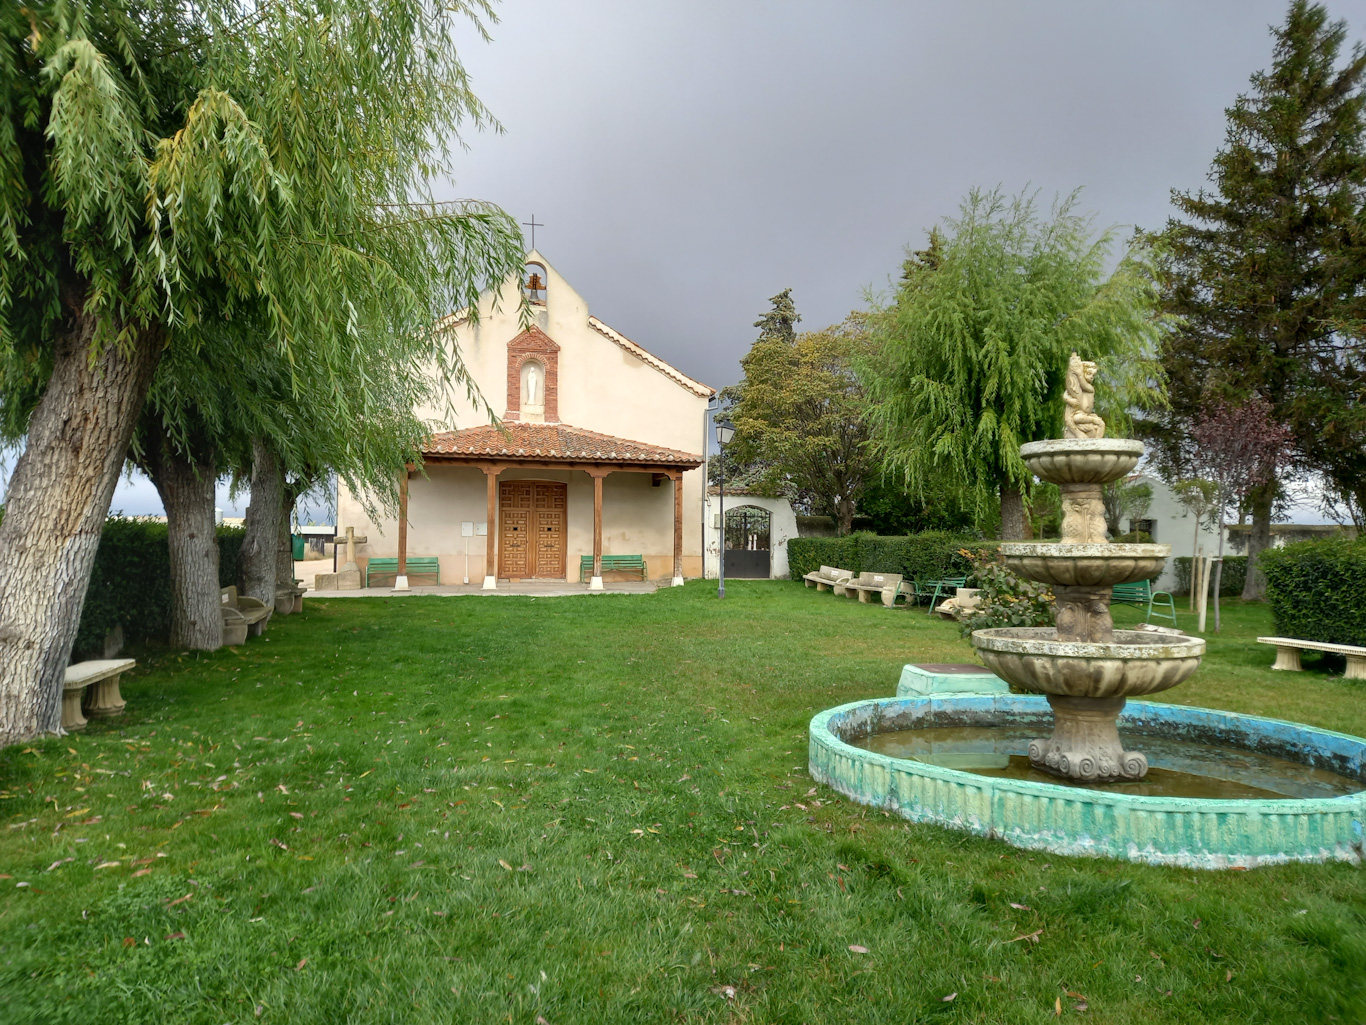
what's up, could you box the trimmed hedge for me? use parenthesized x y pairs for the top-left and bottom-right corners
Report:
(787, 532), (994, 583)
(1170, 556), (1247, 598)
(1261, 537), (1366, 647)
(73, 518), (247, 657)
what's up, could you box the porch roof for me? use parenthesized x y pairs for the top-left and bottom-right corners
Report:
(421, 422), (703, 470)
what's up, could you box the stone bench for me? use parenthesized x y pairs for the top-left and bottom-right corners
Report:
(843, 571), (904, 605)
(63, 659), (134, 731)
(802, 565), (853, 592)
(1257, 636), (1366, 680)
(222, 586), (272, 645)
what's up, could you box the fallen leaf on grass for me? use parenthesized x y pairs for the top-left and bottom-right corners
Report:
(710, 985), (736, 1000)
(269, 838), (288, 851)
(45, 858), (74, 872)
(847, 944), (868, 954)
(942, 992), (956, 1002)
(498, 859), (513, 871)
(289, 812), (303, 820)
(132, 869), (152, 878)
(64, 808), (90, 819)
(295, 958), (307, 971)
(1226, 969), (1234, 982)
(122, 937), (135, 948)
(537, 1018), (552, 1025)
(165, 893), (193, 908)
(164, 932), (185, 941)
(1055, 996), (1062, 1016)
(94, 862), (120, 870)
(1009, 902), (1031, 910)
(1008, 929), (1043, 943)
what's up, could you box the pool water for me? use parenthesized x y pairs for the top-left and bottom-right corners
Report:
(853, 724), (1364, 800)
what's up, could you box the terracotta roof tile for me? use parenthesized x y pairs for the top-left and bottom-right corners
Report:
(423, 423), (703, 467)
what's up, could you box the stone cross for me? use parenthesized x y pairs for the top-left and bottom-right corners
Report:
(332, 526), (367, 570)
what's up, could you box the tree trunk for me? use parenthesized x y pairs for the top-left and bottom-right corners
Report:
(239, 438), (282, 606)
(1000, 484), (1026, 541)
(276, 482), (300, 592)
(150, 438), (222, 651)
(1241, 481), (1274, 600)
(835, 497), (855, 536)
(0, 312), (161, 746)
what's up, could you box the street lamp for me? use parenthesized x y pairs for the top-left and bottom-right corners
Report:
(715, 420), (735, 598)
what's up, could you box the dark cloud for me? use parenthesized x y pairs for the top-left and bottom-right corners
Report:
(443, 0), (1351, 392)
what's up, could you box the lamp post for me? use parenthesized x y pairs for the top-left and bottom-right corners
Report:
(715, 420), (735, 599)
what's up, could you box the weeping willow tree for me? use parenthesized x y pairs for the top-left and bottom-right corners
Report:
(865, 188), (1169, 539)
(0, 1), (524, 745)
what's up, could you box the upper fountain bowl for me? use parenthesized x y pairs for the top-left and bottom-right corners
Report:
(1000, 542), (1170, 588)
(1021, 438), (1144, 485)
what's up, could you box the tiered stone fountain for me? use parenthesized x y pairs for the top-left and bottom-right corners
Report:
(970, 354), (1206, 782)
(807, 354), (1366, 867)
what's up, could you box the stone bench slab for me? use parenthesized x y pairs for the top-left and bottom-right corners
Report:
(1257, 636), (1366, 679)
(63, 658), (135, 731)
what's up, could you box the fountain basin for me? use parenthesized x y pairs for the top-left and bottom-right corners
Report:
(808, 694), (1366, 867)
(999, 543), (1170, 587)
(1020, 438), (1144, 484)
(972, 627), (1204, 699)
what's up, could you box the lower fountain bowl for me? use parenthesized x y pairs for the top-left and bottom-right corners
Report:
(971, 627), (1205, 699)
(809, 694), (1366, 868)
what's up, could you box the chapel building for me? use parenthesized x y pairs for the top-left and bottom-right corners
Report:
(336, 252), (715, 588)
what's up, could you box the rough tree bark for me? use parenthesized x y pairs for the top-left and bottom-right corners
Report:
(0, 306), (161, 746)
(835, 496), (855, 536)
(276, 482), (301, 593)
(1000, 484), (1026, 541)
(149, 436), (222, 650)
(1241, 482), (1274, 601)
(239, 438), (282, 606)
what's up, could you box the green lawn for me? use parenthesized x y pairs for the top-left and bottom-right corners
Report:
(3, 583), (1364, 1024)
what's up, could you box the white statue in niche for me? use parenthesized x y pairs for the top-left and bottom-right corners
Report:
(525, 362), (541, 405)
(521, 359), (545, 420)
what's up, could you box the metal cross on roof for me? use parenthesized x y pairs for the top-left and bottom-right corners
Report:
(522, 214), (543, 250)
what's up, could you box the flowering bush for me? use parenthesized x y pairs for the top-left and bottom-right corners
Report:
(957, 548), (1054, 636)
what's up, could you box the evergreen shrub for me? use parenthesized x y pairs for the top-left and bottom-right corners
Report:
(787, 532), (994, 583)
(1170, 556), (1247, 597)
(1260, 537), (1366, 647)
(73, 519), (247, 657)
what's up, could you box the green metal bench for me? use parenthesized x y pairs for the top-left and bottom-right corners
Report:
(365, 556), (440, 587)
(579, 554), (648, 582)
(917, 576), (969, 615)
(1111, 579), (1177, 627)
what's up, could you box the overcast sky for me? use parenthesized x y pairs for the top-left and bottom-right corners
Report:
(18, 0), (1365, 519)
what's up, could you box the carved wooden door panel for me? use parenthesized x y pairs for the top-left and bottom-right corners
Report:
(498, 482), (533, 578)
(533, 482), (567, 578)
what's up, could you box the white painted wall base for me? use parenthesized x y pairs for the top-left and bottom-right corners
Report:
(392, 575), (409, 592)
(482, 575), (497, 591)
(589, 575), (604, 591)
(671, 576), (684, 587)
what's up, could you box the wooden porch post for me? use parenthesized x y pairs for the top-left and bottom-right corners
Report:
(394, 470), (410, 591)
(671, 472), (684, 586)
(483, 466), (498, 590)
(589, 471), (605, 590)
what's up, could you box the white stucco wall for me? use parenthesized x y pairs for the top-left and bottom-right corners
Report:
(702, 493), (799, 580)
(1132, 474), (1223, 593)
(334, 252), (714, 581)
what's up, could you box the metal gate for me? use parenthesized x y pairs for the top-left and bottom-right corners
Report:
(723, 506), (771, 578)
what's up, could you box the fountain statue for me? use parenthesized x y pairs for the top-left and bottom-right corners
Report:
(969, 354), (1207, 782)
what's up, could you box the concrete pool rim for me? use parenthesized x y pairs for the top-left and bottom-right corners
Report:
(808, 694), (1366, 869)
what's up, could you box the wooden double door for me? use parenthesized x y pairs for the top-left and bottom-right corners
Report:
(498, 480), (567, 579)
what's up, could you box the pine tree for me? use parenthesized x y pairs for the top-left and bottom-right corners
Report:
(1144, 0), (1366, 596)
